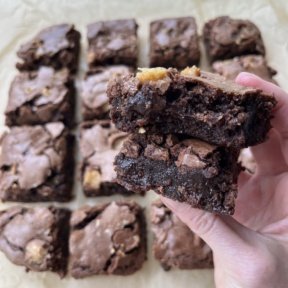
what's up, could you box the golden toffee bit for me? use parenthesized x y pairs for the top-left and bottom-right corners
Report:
(136, 67), (168, 83)
(181, 66), (201, 77)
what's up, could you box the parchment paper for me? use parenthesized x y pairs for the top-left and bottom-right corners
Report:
(0, 0), (288, 287)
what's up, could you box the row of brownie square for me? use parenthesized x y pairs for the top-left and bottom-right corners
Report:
(203, 16), (277, 83)
(0, 121), (143, 201)
(0, 200), (213, 278)
(4, 17), (277, 127)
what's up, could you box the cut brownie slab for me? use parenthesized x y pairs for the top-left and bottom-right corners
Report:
(203, 16), (265, 62)
(149, 17), (200, 69)
(212, 55), (277, 84)
(108, 67), (276, 148)
(114, 133), (240, 215)
(81, 66), (131, 120)
(0, 206), (70, 276)
(0, 122), (74, 202)
(69, 201), (147, 278)
(87, 19), (138, 68)
(16, 24), (80, 73)
(5, 67), (75, 127)
(151, 200), (213, 270)
(80, 120), (137, 196)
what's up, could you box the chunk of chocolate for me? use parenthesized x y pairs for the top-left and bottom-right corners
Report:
(69, 201), (146, 278)
(0, 206), (70, 276)
(149, 17), (200, 69)
(0, 123), (74, 202)
(203, 16), (265, 62)
(81, 66), (131, 120)
(80, 120), (139, 196)
(212, 55), (277, 84)
(5, 67), (75, 126)
(16, 24), (80, 73)
(87, 19), (138, 68)
(151, 200), (213, 270)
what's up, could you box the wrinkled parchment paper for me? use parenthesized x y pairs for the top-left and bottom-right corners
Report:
(0, 0), (288, 287)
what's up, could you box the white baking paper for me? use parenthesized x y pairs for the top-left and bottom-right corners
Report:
(0, 0), (288, 287)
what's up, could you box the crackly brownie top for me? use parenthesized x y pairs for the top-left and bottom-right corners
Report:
(120, 133), (219, 175)
(87, 19), (138, 65)
(81, 66), (131, 112)
(150, 17), (198, 48)
(70, 201), (144, 276)
(6, 67), (70, 113)
(109, 66), (274, 101)
(17, 24), (78, 58)
(0, 123), (67, 191)
(212, 55), (277, 82)
(0, 206), (61, 271)
(151, 200), (213, 269)
(203, 16), (265, 61)
(80, 121), (127, 189)
(150, 17), (199, 68)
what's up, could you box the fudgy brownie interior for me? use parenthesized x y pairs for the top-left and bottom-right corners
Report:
(115, 133), (240, 214)
(108, 67), (276, 148)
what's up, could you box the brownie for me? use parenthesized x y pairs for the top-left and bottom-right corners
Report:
(87, 19), (138, 68)
(0, 122), (74, 202)
(203, 16), (265, 62)
(0, 206), (70, 276)
(81, 66), (131, 120)
(212, 55), (277, 84)
(151, 200), (213, 270)
(108, 67), (276, 148)
(69, 201), (147, 278)
(16, 24), (80, 73)
(5, 67), (75, 127)
(114, 133), (240, 215)
(149, 17), (200, 69)
(80, 120), (137, 196)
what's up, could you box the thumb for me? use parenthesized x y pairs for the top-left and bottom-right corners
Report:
(161, 197), (256, 257)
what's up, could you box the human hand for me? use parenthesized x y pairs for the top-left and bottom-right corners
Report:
(161, 72), (288, 288)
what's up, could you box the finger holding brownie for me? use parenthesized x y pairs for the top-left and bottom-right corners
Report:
(162, 73), (288, 288)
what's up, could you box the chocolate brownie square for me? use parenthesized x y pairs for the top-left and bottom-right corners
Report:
(5, 67), (75, 127)
(80, 120), (137, 196)
(151, 200), (213, 270)
(108, 67), (276, 148)
(81, 66), (131, 120)
(203, 16), (265, 62)
(16, 24), (80, 73)
(69, 201), (147, 278)
(114, 133), (241, 215)
(149, 17), (200, 69)
(0, 122), (74, 202)
(87, 19), (138, 68)
(212, 55), (277, 84)
(0, 206), (70, 276)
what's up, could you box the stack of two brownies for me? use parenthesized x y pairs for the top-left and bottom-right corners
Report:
(108, 66), (276, 215)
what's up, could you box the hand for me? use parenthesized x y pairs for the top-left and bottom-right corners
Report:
(161, 72), (288, 288)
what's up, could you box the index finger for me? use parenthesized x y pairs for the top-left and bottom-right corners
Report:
(235, 72), (288, 139)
